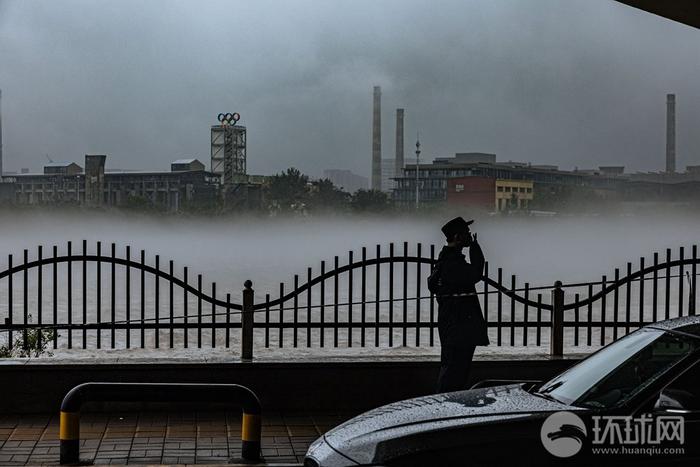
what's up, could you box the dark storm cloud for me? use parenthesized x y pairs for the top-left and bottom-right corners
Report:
(0, 0), (698, 177)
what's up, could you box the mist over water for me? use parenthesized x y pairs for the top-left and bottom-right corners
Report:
(0, 210), (697, 291)
(1, 210), (698, 357)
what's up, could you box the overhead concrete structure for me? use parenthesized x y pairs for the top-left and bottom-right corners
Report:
(0, 89), (3, 178)
(616, 1), (700, 29)
(371, 86), (382, 191)
(394, 108), (404, 190)
(666, 93), (676, 174)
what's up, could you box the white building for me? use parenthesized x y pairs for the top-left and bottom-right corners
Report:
(381, 158), (417, 193)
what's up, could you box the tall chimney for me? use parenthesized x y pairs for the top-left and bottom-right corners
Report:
(0, 89), (4, 178)
(394, 108), (404, 189)
(666, 93), (676, 174)
(371, 86), (382, 190)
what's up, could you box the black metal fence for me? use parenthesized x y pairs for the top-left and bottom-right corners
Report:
(0, 241), (697, 356)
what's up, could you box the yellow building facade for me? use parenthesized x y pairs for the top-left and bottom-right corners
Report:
(495, 179), (534, 212)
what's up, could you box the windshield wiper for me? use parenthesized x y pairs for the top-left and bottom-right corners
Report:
(539, 381), (564, 394)
(531, 381), (565, 403)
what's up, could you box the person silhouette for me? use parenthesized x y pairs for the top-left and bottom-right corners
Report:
(434, 216), (489, 393)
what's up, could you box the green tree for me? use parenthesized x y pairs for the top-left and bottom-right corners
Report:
(265, 168), (309, 213)
(350, 189), (391, 213)
(308, 178), (350, 212)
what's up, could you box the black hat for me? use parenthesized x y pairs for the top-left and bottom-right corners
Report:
(441, 216), (474, 239)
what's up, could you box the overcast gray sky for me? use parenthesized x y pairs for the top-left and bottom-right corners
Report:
(0, 0), (698, 177)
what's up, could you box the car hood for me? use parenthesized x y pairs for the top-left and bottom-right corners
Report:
(323, 384), (579, 465)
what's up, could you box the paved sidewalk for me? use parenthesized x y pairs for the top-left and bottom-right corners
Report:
(0, 410), (353, 465)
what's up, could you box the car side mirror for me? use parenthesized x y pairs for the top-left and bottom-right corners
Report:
(654, 388), (699, 413)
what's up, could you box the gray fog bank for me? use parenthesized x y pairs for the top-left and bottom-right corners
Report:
(0, 212), (696, 292)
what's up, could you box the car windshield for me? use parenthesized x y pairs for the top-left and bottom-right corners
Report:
(537, 328), (696, 408)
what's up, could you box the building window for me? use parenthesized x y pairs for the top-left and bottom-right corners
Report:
(497, 186), (504, 192)
(526, 187), (532, 193)
(505, 186), (511, 192)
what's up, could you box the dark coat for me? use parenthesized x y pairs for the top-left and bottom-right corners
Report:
(436, 241), (490, 348)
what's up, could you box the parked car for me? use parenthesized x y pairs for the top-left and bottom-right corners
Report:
(305, 316), (700, 466)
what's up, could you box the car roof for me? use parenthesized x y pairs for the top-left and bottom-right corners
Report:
(645, 315), (700, 338)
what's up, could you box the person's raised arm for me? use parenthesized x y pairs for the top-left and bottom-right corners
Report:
(468, 234), (484, 279)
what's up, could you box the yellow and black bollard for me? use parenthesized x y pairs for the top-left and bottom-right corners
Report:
(241, 410), (262, 461)
(58, 382), (262, 464)
(59, 410), (80, 464)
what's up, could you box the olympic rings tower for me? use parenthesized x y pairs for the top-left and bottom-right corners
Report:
(211, 112), (247, 186)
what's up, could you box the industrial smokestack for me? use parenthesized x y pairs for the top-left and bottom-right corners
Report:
(371, 86), (382, 190)
(394, 108), (404, 188)
(666, 93), (676, 174)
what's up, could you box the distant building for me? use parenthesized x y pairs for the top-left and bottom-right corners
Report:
(598, 166), (625, 176)
(5, 155), (220, 211)
(171, 159), (205, 172)
(211, 123), (246, 184)
(446, 176), (533, 212)
(395, 153), (622, 208)
(44, 162), (83, 176)
(381, 159), (394, 192)
(495, 179), (533, 211)
(381, 158), (417, 193)
(436, 153), (496, 165)
(446, 176), (494, 211)
(322, 169), (368, 193)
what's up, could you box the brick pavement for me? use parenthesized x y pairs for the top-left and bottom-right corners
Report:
(0, 410), (352, 465)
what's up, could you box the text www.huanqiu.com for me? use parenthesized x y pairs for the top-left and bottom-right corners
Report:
(591, 446), (685, 456)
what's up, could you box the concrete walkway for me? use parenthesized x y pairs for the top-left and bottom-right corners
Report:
(0, 410), (353, 465)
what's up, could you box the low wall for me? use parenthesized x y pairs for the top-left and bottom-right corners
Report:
(0, 355), (582, 414)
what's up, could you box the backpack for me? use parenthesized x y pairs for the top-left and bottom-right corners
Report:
(427, 259), (444, 295)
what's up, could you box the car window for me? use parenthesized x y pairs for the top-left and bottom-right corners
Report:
(575, 332), (696, 409)
(655, 360), (700, 412)
(537, 329), (696, 408)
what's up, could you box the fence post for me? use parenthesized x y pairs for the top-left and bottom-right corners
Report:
(242, 280), (254, 361)
(550, 281), (564, 358)
(687, 271), (696, 315)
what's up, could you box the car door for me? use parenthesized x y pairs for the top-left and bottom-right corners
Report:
(637, 358), (700, 463)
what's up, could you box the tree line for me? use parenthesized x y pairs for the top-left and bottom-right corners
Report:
(264, 167), (392, 215)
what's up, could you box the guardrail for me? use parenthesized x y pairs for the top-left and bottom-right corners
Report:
(0, 241), (697, 356)
(58, 382), (261, 464)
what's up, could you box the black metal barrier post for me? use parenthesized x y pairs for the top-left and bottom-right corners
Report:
(550, 281), (564, 357)
(242, 280), (254, 360)
(59, 382), (261, 465)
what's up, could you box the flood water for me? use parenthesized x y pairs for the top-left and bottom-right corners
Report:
(0, 210), (698, 358)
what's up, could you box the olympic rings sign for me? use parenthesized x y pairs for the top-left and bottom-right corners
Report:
(217, 113), (241, 125)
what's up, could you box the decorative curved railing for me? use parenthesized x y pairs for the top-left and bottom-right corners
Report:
(0, 241), (697, 354)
